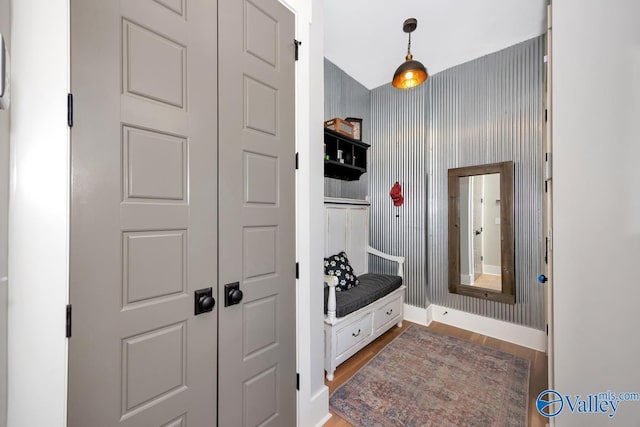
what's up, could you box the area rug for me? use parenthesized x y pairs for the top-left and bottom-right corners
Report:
(330, 325), (530, 426)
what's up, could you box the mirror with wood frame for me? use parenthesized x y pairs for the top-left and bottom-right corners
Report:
(448, 161), (515, 304)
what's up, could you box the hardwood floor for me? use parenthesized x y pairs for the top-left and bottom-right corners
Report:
(473, 274), (502, 291)
(323, 321), (548, 427)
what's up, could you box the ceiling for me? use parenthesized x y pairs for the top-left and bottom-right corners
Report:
(324, 0), (547, 90)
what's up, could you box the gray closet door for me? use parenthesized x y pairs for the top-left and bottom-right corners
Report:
(217, 0), (297, 425)
(68, 1), (218, 425)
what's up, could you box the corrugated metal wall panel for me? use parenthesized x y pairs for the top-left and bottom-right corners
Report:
(324, 59), (371, 199)
(371, 35), (545, 328)
(370, 84), (429, 307)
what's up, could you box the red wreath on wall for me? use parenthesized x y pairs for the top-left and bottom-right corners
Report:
(390, 182), (404, 207)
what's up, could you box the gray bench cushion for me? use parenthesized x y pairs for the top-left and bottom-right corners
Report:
(324, 274), (403, 318)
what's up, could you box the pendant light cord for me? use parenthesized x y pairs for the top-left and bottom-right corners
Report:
(407, 32), (412, 56)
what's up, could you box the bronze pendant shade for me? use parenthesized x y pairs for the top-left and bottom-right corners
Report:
(392, 18), (428, 89)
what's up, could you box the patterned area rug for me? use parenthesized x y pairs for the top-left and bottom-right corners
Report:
(330, 325), (530, 426)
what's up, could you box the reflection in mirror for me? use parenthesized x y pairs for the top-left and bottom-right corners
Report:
(459, 174), (501, 291)
(448, 161), (515, 304)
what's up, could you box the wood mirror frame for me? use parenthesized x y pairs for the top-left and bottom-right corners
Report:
(448, 161), (515, 304)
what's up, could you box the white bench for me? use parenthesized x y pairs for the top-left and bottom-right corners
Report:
(324, 199), (406, 381)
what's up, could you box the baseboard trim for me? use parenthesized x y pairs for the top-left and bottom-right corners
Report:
(460, 274), (472, 285)
(315, 412), (332, 427)
(430, 304), (546, 352)
(404, 303), (546, 351)
(301, 385), (330, 427)
(483, 265), (501, 275)
(403, 304), (429, 326)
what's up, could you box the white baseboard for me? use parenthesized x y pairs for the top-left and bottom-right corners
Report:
(403, 303), (546, 351)
(483, 265), (501, 275)
(430, 304), (546, 352)
(403, 304), (429, 326)
(315, 413), (332, 427)
(300, 385), (330, 427)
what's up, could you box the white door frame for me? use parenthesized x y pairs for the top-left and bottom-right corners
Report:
(465, 180), (474, 284)
(7, 0), (70, 425)
(0, 0), (11, 422)
(276, 0), (330, 425)
(544, 1), (555, 403)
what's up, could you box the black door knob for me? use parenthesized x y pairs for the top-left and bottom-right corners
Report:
(229, 289), (243, 304)
(194, 287), (215, 315)
(199, 295), (215, 311)
(224, 282), (243, 307)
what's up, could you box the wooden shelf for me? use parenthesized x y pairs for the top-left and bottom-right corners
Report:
(324, 128), (370, 181)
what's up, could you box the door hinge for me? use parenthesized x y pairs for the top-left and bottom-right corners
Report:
(296, 262), (299, 279)
(544, 152), (552, 193)
(545, 108), (548, 122)
(545, 237), (549, 264)
(67, 93), (73, 127)
(545, 153), (552, 181)
(295, 152), (299, 170)
(546, 324), (549, 336)
(294, 39), (302, 61)
(296, 373), (300, 390)
(480, 255), (484, 261)
(66, 304), (72, 338)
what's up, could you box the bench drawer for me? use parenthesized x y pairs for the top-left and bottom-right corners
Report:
(374, 294), (403, 331)
(336, 313), (372, 356)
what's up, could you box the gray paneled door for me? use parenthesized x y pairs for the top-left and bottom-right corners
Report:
(69, 0), (218, 425)
(69, 0), (296, 425)
(218, 0), (296, 425)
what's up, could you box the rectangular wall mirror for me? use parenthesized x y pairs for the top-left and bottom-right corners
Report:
(448, 161), (515, 304)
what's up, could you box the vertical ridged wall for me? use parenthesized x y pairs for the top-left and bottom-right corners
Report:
(324, 59), (370, 199)
(370, 84), (429, 307)
(371, 35), (546, 329)
(428, 35), (546, 328)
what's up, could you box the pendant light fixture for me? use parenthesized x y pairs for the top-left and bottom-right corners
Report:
(392, 18), (428, 89)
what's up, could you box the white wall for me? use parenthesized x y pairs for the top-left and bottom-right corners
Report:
(283, 0), (329, 425)
(307, 0), (326, 405)
(482, 173), (501, 270)
(459, 177), (471, 278)
(553, 1), (640, 425)
(0, 0), (10, 424)
(8, 0), (69, 425)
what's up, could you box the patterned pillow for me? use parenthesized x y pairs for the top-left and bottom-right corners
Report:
(324, 251), (359, 292)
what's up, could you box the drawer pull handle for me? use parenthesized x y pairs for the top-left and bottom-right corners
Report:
(386, 309), (393, 316)
(352, 329), (361, 337)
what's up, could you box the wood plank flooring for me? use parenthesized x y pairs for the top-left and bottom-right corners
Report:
(324, 321), (548, 427)
(473, 274), (502, 291)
